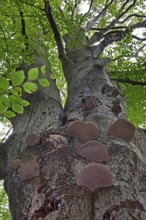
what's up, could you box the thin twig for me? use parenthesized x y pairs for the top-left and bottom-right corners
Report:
(111, 78), (146, 86)
(19, 0), (44, 11)
(44, 0), (65, 58)
(85, 0), (114, 31)
(119, 14), (146, 24)
(1, 127), (12, 143)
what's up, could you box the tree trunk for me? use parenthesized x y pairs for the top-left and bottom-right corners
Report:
(1, 46), (146, 220)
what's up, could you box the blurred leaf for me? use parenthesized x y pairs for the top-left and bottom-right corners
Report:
(23, 82), (38, 94)
(12, 104), (24, 114)
(11, 71), (25, 86)
(41, 65), (46, 75)
(4, 110), (16, 118)
(0, 77), (9, 91)
(38, 79), (49, 87)
(28, 68), (39, 81)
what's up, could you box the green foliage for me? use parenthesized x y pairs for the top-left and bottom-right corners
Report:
(0, 181), (10, 220)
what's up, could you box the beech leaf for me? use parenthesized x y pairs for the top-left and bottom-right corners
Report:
(11, 71), (25, 86)
(0, 77), (9, 90)
(23, 82), (38, 94)
(38, 79), (49, 87)
(28, 68), (39, 80)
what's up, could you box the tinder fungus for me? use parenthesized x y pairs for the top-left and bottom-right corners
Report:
(11, 159), (22, 170)
(18, 161), (40, 180)
(67, 120), (100, 143)
(26, 133), (41, 147)
(78, 141), (110, 162)
(77, 163), (113, 192)
(108, 119), (135, 141)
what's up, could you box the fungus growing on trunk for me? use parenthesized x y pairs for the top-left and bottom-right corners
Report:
(67, 120), (100, 143)
(77, 163), (113, 192)
(84, 99), (95, 109)
(108, 119), (135, 141)
(26, 133), (41, 147)
(18, 161), (40, 180)
(78, 141), (110, 162)
(11, 159), (22, 170)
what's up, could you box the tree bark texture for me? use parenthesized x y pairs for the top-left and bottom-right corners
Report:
(1, 46), (146, 220)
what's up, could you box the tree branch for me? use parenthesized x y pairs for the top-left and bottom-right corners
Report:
(92, 19), (146, 56)
(99, 0), (136, 35)
(20, 10), (29, 50)
(85, 0), (114, 32)
(111, 78), (146, 86)
(86, 0), (94, 15)
(132, 35), (146, 41)
(44, 0), (65, 58)
(119, 13), (146, 24)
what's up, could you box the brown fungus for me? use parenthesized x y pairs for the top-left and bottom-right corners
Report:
(18, 161), (40, 180)
(67, 120), (100, 143)
(84, 99), (95, 109)
(26, 133), (41, 147)
(11, 159), (22, 170)
(112, 104), (121, 115)
(78, 141), (110, 162)
(77, 163), (113, 192)
(108, 119), (135, 141)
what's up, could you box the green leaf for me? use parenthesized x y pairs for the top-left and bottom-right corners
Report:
(23, 82), (38, 94)
(28, 68), (39, 80)
(11, 71), (25, 86)
(41, 65), (46, 75)
(12, 104), (24, 114)
(0, 77), (9, 90)
(4, 110), (16, 118)
(1, 96), (10, 108)
(20, 99), (30, 106)
(9, 95), (20, 104)
(38, 79), (49, 87)
(0, 98), (7, 112)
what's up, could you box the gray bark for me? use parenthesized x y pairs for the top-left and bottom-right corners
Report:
(0, 46), (146, 220)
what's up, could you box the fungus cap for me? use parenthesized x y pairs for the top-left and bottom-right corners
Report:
(84, 100), (95, 109)
(78, 141), (110, 162)
(67, 120), (100, 143)
(108, 119), (135, 141)
(77, 163), (113, 192)
(26, 133), (41, 147)
(18, 161), (40, 180)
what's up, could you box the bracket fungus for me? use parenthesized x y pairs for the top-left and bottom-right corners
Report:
(77, 163), (113, 192)
(84, 99), (95, 109)
(78, 141), (110, 162)
(18, 161), (40, 180)
(108, 119), (135, 142)
(67, 120), (100, 143)
(11, 159), (22, 170)
(26, 133), (41, 147)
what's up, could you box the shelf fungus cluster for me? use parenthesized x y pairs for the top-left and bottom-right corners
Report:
(67, 118), (135, 192)
(67, 120), (113, 192)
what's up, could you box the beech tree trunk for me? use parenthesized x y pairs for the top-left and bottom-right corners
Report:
(1, 44), (146, 220)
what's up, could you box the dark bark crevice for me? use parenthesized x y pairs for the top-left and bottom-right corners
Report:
(0, 143), (7, 180)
